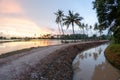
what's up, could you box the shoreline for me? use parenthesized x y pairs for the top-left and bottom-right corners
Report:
(0, 41), (109, 80)
(19, 41), (109, 80)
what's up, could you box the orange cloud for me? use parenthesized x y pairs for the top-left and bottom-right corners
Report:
(0, 0), (24, 14)
(0, 0), (53, 37)
(0, 17), (52, 37)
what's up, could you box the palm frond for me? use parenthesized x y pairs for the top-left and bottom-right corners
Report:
(62, 10), (83, 34)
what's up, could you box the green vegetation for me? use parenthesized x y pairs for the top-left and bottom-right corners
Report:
(113, 29), (120, 43)
(94, 23), (103, 38)
(54, 9), (110, 42)
(54, 10), (84, 41)
(79, 23), (86, 39)
(105, 44), (120, 69)
(0, 36), (6, 39)
(93, 0), (120, 70)
(93, 0), (120, 43)
(63, 10), (83, 35)
(60, 34), (109, 40)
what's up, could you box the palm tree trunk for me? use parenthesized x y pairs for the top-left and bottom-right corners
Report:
(60, 23), (64, 35)
(90, 29), (93, 36)
(72, 23), (74, 35)
(72, 23), (76, 41)
(83, 28), (85, 41)
(85, 29), (88, 40)
(99, 31), (102, 40)
(96, 30), (97, 40)
(60, 22), (65, 42)
(58, 24), (61, 35)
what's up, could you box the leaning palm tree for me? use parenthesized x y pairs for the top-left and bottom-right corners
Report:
(63, 10), (83, 40)
(97, 25), (103, 40)
(54, 10), (65, 36)
(94, 23), (103, 40)
(94, 23), (98, 33)
(94, 23), (99, 40)
(79, 23), (85, 40)
(55, 16), (61, 36)
(98, 25), (103, 37)
(85, 24), (88, 39)
(89, 25), (93, 35)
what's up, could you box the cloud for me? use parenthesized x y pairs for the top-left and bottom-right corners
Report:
(0, 0), (54, 37)
(0, 17), (52, 37)
(0, 0), (24, 14)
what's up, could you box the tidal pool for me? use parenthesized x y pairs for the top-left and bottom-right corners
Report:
(72, 43), (120, 80)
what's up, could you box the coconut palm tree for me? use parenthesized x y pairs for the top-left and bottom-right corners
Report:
(89, 25), (93, 35)
(94, 23), (99, 40)
(55, 17), (61, 35)
(63, 10), (83, 39)
(54, 10), (64, 36)
(85, 24), (88, 38)
(94, 23), (98, 33)
(79, 23), (85, 40)
(94, 23), (103, 40)
(98, 25), (103, 37)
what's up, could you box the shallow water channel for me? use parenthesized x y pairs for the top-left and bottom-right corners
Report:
(0, 39), (61, 55)
(72, 43), (120, 80)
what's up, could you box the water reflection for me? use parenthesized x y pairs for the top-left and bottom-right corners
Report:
(72, 43), (120, 80)
(93, 52), (98, 60)
(0, 39), (61, 55)
(98, 47), (102, 54)
(92, 62), (120, 80)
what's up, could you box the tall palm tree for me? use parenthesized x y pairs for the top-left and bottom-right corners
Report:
(63, 10), (83, 39)
(94, 23), (99, 40)
(55, 18), (61, 35)
(54, 10), (64, 36)
(94, 23), (98, 33)
(85, 24), (88, 38)
(89, 25), (93, 35)
(94, 23), (103, 40)
(98, 26), (103, 37)
(79, 23), (85, 40)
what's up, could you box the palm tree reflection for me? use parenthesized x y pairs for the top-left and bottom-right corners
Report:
(92, 62), (120, 80)
(98, 47), (102, 54)
(73, 44), (120, 80)
(79, 54), (84, 60)
(93, 52), (98, 60)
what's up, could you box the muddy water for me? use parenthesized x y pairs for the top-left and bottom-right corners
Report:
(0, 39), (61, 55)
(72, 43), (120, 80)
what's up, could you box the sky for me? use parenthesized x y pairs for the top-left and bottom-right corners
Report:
(0, 0), (98, 37)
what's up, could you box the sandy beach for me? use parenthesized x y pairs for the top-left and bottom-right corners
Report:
(0, 41), (108, 80)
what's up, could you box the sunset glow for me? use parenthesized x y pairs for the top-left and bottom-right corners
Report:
(0, 17), (51, 37)
(0, 0), (97, 37)
(0, 0), (24, 14)
(0, 0), (52, 37)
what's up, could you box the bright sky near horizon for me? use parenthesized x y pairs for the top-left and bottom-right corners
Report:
(0, 0), (98, 37)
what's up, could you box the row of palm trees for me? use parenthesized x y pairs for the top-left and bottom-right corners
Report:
(94, 23), (104, 39)
(54, 9), (103, 41)
(54, 10), (83, 37)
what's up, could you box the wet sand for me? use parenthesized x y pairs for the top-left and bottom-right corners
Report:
(0, 41), (108, 80)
